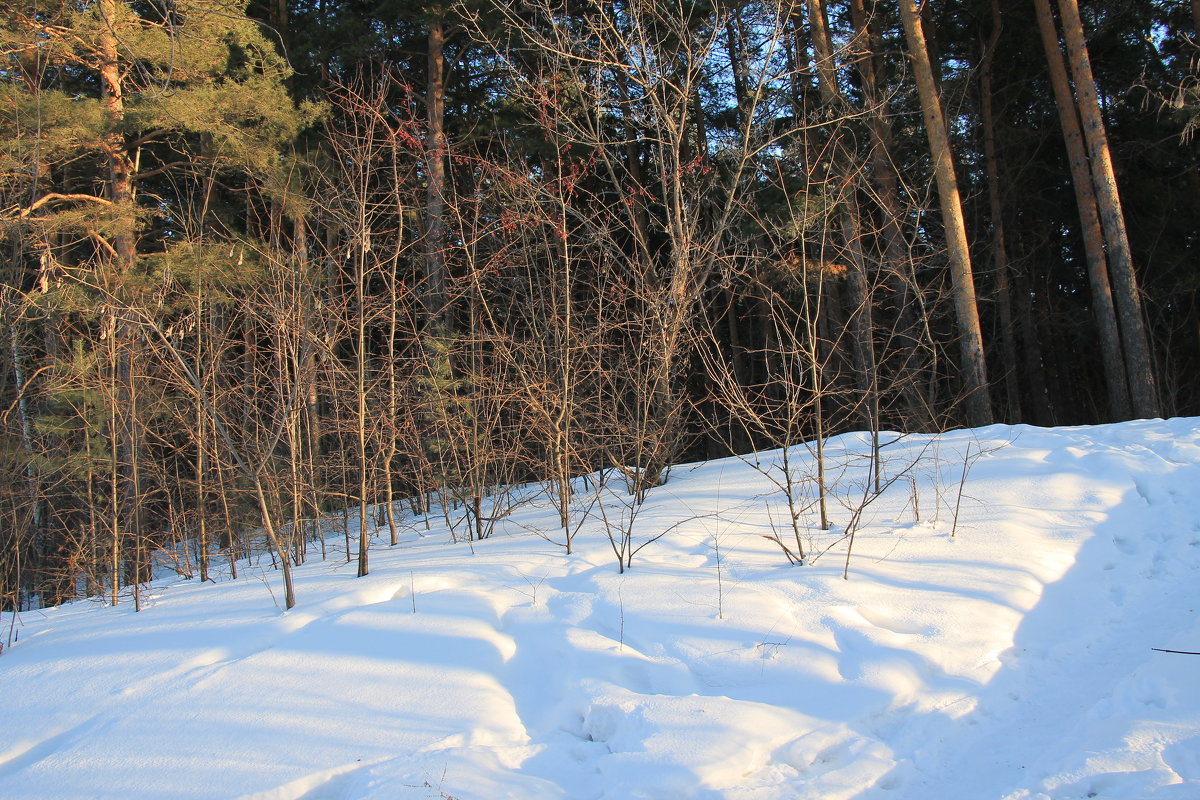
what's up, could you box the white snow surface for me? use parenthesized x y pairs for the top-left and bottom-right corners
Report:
(3, 419), (1200, 799)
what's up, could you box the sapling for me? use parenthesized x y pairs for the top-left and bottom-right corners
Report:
(618, 581), (625, 652)
(5, 603), (19, 652)
(909, 475), (921, 523)
(950, 443), (973, 538)
(256, 568), (282, 612)
(593, 467), (676, 573)
(762, 501), (807, 565)
(947, 438), (1004, 537)
(714, 529), (725, 620)
(512, 571), (547, 607)
(713, 470), (725, 619)
(807, 436), (928, 577)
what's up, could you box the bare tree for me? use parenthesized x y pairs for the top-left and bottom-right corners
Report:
(467, 0), (801, 496)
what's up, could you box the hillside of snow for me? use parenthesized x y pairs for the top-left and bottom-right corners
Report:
(2, 419), (1199, 799)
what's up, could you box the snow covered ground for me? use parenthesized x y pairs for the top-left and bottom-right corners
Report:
(2, 419), (1199, 799)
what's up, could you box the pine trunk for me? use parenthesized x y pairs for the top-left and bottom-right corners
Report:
(1055, 0), (1160, 419)
(980, 0), (1020, 421)
(898, 0), (992, 426)
(425, 17), (448, 323)
(98, 0), (144, 599)
(1033, 0), (1131, 420)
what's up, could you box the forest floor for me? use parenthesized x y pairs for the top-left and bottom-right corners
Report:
(2, 419), (1199, 799)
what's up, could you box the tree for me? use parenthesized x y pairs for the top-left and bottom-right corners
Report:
(1032, 0), (1131, 420)
(1, 0), (316, 607)
(475, 0), (802, 495)
(896, 0), (992, 427)
(4, 0), (1197, 613)
(978, 0), (1022, 421)
(1050, 0), (1161, 419)
(805, 0), (880, 439)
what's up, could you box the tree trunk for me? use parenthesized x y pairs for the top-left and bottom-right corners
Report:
(1055, 0), (1160, 419)
(1014, 239), (1055, 425)
(979, 0), (1021, 421)
(898, 0), (992, 427)
(253, 477), (296, 609)
(1033, 0), (1132, 420)
(97, 0), (135, 268)
(806, 0), (838, 99)
(98, 0), (146, 600)
(107, 338), (121, 605)
(849, 0), (934, 430)
(425, 16), (448, 324)
(355, 214), (370, 577)
(807, 0), (878, 434)
(196, 293), (210, 583)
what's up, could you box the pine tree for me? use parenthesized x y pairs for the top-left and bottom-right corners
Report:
(2, 0), (318, 608)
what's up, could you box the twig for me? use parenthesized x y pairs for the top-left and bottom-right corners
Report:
(618, 581), (625, 652)
(950, 443), (973, 537)
(256, 570), (281, 612)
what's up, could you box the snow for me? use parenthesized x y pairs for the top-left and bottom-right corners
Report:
(2, 419), (1199, 799)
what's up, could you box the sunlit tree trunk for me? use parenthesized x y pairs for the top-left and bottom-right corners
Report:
(1033, 0), (1131, 420)
(97, 0), (144, 601)
(354, 196), (370, 577)
(1054, 0), (1160, 419)
(898, 0), (992, 426)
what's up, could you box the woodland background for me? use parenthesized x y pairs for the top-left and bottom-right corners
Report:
(1, 0), (1197, 610)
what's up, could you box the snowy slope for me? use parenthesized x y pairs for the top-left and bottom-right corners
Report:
(2, 419), (1199, 800)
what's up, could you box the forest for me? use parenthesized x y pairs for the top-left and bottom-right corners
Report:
(1, 0), (1197, 610)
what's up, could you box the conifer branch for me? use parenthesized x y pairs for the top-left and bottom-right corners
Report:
(12, 193), (113, 219)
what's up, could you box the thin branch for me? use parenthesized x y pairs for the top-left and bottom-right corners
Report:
(12, 193), (113, 219)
